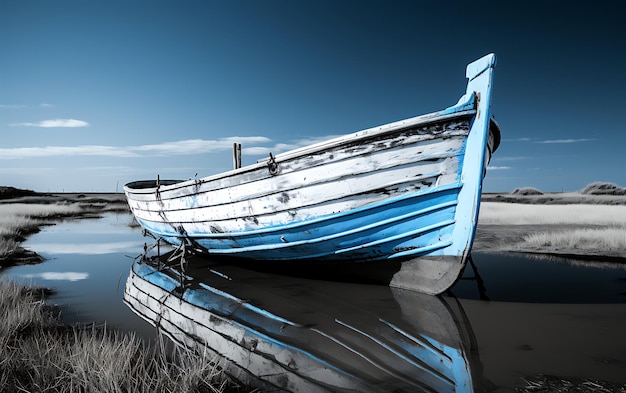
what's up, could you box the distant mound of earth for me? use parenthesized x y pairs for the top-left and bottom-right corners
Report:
(580, 182), (626, 195)
(511, 187), (544, 195)
(0, 186), (41, 200)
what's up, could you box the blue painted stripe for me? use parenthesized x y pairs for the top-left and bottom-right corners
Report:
(196, 282), (301, 327)
(309, 327), (434, 390)
(135, 262), (304, 330)
(441, 92), (476, 115)
(204, 206), (456, 254)
(336, 219), (454, 255)
(379, 318), (472, 391)
(139, 184), (462, 261)
(142, 182), (460, 238)
(334, 318), (455, 389)
(132, 261), (180, 292)
(379, 318), (450, 360)
(197, 208), (457, 260)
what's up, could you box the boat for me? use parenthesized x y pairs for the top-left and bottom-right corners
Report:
(124, 53), (500, 294)
(124, 253), (484, 392)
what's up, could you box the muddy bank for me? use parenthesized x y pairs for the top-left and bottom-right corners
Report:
(0, 190), (128, 208)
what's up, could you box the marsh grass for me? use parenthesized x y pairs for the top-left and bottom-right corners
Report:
(0, 279), (230, 393)
(0, 203), (84, 261)
(522, 227), (626, 252)
(0, 238), (19, 259)
(0, 200), (232, 392)
(479, 202), (626, 226)
(0, 202), (84, 220)
(477, 202), (626, 257)
(0, 279), (54, 338)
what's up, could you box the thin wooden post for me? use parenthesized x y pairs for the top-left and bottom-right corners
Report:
(233, 143), (242, 169)
(237, 143), (242, 169)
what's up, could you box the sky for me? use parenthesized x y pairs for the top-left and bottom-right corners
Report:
(2, 0), (625, 193)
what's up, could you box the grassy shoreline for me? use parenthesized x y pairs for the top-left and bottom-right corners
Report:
(0, 280), (229, 393)
(476, 199), (626, 261)
(0, 190), (236, 393)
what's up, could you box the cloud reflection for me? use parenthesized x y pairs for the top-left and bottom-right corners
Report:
(28, 241), (144, 255)
(22, 272), (89, 281)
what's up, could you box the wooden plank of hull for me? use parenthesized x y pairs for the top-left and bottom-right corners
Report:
(126, 123), (471, 221)
(124, 53), (499, 295)
(123, 260), (475, 392)
(126, 126), (470, 254)
(139, 185), (459, 256)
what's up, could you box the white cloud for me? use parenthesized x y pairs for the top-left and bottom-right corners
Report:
(28, 241), (143, 255)
(135, 137), (271, 155)
(535, 138), (594, 144)
(0, 104), (27, 109)
(0, 137), (270, 159)
(0, 145), (139, 159)
(245, 135), (344, 156)
(243, 143), (301, 156)
(10, 118), (89, 127)
(487, 166), (512, 170)
(504, 137), (594, 144)
(0, 135), (344, 160)
(40, 103), (55, 108)
(493, 156), (531, 162)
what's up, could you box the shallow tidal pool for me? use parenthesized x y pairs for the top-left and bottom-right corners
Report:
(2, 213), (625, 391)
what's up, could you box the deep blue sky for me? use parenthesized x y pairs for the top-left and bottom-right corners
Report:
(2, 1), (625, 192)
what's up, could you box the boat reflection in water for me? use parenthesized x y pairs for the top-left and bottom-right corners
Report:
(124, 253), (482, 392)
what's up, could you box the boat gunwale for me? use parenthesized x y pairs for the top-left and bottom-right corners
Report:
(126, 132), (469, 209)
(124, 109), (477, 195)
(130, 153), (458, 215)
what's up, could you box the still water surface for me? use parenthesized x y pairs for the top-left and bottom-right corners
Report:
(2, 213), (625, 391)
(1, 213), (154, 337)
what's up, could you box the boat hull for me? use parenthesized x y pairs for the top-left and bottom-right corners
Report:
(125, 54), (499, 294)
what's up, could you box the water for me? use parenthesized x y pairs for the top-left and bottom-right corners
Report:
(0, 213), (155, 337)
(2, 213), (626, 391)
(454, 252), (626, 303)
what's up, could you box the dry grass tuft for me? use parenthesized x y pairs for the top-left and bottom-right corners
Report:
(522, 228), (626, 252)
(0, 238), (20, 258)
(0, 279), (55, 338)
(516, 374), (626, 392)
(0, 278), (230, 393)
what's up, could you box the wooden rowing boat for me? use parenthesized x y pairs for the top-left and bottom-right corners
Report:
(125, 53), (500, 294)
